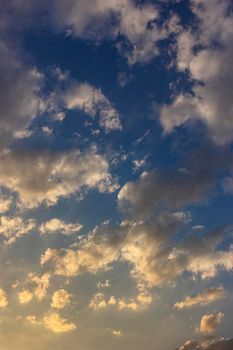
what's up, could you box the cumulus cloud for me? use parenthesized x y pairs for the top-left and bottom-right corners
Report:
(18, 289), (33, 305)
(200, 312), (224, 334)
(2, 0), (181, 65)
(51, 289), (71, 309)
(0, 216), (36, 245)
(39, 218), (82, 236)
(0, 194), (12, 213)
(0, 40), (43, 147)
(43, 312), (76, 333)
(160, 0), (233, 144)
(112, 330), (122, 337)
(40, 212), (233, 289)
(27, 312), (76, 333)
(118, 145), (232, 218)
(0, 148), (117, 208)
(174, 285), (225, 309)
(48, 0), (180, 64)
(97, 279), (110, 289)
(0, 288), (8, 308)
(64, 83), (122, 132)
(27, 272), (51, 301)
(88, 289), (152, 312)
(42, 226), (122, 277)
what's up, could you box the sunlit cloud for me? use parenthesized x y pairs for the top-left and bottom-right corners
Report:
(199, 312), (224, 334)
(174, 286), (226, 309)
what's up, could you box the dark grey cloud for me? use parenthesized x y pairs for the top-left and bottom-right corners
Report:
(118, 144), (232, 218)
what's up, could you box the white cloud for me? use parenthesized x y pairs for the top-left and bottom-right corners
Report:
(0, 148), (117, 208)
(174, 285), (225, 309)
(39, 218), (82, 236)
(18, 290), (33, 304)
(88, 289), (152, 312)
(40, 216), (233, 290)
(27, 272), (51, 301)
(49, 0), (179, 64)
(0, 216), (35, 245)
(43, 312), (76, 333)
(118, 145), (226, 219)
(112, 330), (122, 337)
(97, 279), (110, 289)
(42, 126), (53, 135)
(0, 194), (12, 213)
(0, 40), (43, 147)
(0, 288), (8, 309)
(199, 312), (224, 334)
(160, 0), (233, 144)
(64, 83), (122, 132)
(51, 289), (71, 309)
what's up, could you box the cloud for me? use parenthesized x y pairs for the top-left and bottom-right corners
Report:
(0, 40), (43, 147)
(88, 292), (110, 310)
(118, 145), (232, 218)
(64, 83), (122, 132)
(0, 148), (116, 208)
(160, 0), (233, 144)
(42, 126), (53, 135)
(200, 312), (224, 334)
(40, 214), (233, 290)
(18, 290), (33, 304)
(177, 338), (233, 350)
(43, 312), (76, 333)
(2, 0), (180, 65)
(27, 272), (51, 301)
(48, 0), (179, 64)
(51, 289), (71, 309)
(0, 194), (12, 213)
(0, 216), (36, 245)
(88, 289), (152, 312)
(0, 288), (8, 308)
(174, 285), (225, 309)
(112, 330), (122, 337)
(39, 218), (82, 236)
(44, 230), (121, 277)
(26, 312), (76, 333)
(97, 280), (110, 289)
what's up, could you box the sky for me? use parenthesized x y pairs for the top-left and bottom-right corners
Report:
(0, 1), (233, 349)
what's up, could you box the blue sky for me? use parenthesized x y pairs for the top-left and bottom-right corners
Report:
(0, 1), (233, 349)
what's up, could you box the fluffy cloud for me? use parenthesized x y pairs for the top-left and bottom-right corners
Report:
(18, 289), (33, 304)
(118, 145), (232, 219)
(160, 0), (233, 144)
(43, 312), (76, 333)
(27, 312), (76, 333)
(48, 0), (179, 64)
(0, 288), (8, 308)
(2, 0), (180, 65)
(27, 273), (51, 301)
(0, 148), (116, 208)
(64, 83), (121, 132)
(40, 213), (233, 289)
(174, 285), (225, 309)
(88, 289), (152, 312)
(42, 226), (122, 277)
(0, 194), (12, 213)
(0, 40), (43, 147)
(200, 312), (224, 334)
(39, 218), (82, 236)
(0, 216), (35, 245)
(51, 289), (71, 309)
